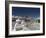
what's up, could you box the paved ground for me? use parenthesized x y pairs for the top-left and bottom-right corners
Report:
(12, 21), (40, 31)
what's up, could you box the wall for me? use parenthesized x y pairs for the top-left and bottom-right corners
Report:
(0, 0), (46, 38)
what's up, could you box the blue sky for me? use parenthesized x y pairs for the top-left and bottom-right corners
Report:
(12, 7), (40, 18)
